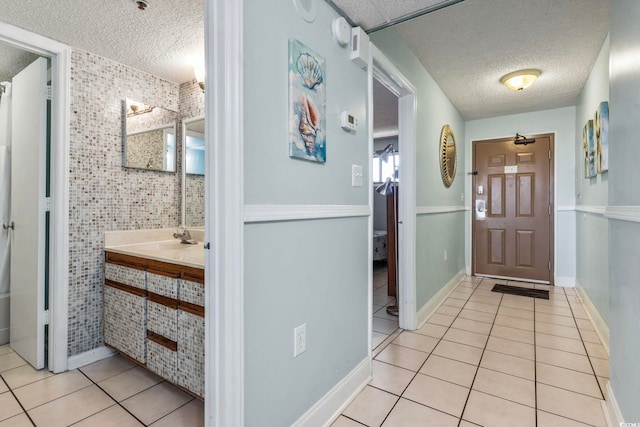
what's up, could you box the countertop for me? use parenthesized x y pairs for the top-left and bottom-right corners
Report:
(104, 228), (205, 269)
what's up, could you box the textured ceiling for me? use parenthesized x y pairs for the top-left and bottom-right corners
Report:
(0, 42), (39, 82)
(0, 0), (203, 84)
(333, 0), (610, 120)
(329, 0), (460, 32)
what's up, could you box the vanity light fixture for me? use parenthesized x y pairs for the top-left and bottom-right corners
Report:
(194, 63), (205, 93)
(500, 69), (541, 91)
(126, 100), (154, 117)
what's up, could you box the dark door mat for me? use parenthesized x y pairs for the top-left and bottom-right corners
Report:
(491, 284), (549, 299)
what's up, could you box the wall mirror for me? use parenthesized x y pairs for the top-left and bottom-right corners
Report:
(182, 117), (205, 227)
(439, 124), (457, 187)
(123, 98), (178, 172)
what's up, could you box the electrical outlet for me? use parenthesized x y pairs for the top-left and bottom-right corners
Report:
(294, 323), (306, 357)
(444, 250), (448, 262)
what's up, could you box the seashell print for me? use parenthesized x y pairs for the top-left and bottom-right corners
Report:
(299, 94), (320, 153)
(297, 53), (323, 90)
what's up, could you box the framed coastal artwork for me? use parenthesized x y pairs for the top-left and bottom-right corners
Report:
(583, 119), (596, 178)
(594, 101), (609, 173)
(289, 39), (326, 163)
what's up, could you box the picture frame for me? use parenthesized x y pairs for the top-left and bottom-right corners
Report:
(288, 39), (326, 163)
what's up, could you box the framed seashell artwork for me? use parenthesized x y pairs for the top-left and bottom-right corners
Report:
(289, 39), (326, 163)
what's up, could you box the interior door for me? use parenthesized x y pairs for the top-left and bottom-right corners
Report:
(473, 134), (553, 283)
(10, 57), (48, 369)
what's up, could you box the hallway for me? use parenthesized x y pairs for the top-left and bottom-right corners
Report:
(336, 277), (609, 426)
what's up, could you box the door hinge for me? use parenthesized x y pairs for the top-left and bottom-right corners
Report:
(548, 205), (551, 216)
(44, 310), (50, 325)
(46, 85), (52, 101)
(45, 197), (51, 212)
(549, 261), (552, 272)
(548, 150), (551, 160)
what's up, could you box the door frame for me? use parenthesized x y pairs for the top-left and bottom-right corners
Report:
(0, 22), (71, 372)
(369, 44), (418, 331)
(205, 0), (244, 426)
(470, 132), (555, 284)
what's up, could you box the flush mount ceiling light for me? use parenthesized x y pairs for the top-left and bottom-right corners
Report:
(500, 69), (541, 91)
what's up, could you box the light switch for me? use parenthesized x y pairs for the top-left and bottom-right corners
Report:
(352, 165), (363, 187)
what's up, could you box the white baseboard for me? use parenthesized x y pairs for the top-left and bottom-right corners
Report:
(603, 382), (624, 427)
(575, 285), (610, 355)
(67, 346), (116, 370)
(416, 269), (466, 328)
(555, 276), (576, 287)
(292, 357), (371, 427)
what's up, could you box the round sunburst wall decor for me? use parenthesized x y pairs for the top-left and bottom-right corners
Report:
(439, 124), (457, 187)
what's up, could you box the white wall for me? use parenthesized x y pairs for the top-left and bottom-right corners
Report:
(608, 0), (640, 420)
(243, 0), (370, 425)
(465, 107), (577, 284)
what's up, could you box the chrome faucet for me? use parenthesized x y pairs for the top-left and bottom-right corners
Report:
(173, 225), (197, 244)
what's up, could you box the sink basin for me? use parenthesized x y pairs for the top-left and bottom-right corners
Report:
(125, 240), (201, 252)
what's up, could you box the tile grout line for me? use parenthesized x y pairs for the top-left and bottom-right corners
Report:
(456, 279), (504, 427)
(5, 371), (97, 414)
(377, 278), (481, 426)
(534, 288), (606, 426)
(339, 414), (368, 426)
(0, 371), (37, 426)
(77, 368), (148, 426)
(563, 287), (607, 401)
(409, 280), (482, 422)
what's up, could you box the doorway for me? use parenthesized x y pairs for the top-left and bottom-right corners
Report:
(472, 133), (554, 283)
(369, 44), (418, 342)
(371, 78), (400, 349)
(0, 22), (71, 373)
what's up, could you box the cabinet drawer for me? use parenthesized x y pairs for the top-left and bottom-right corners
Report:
(147, 270), (179, 298)
(147, 298), (178, 342)
(180, 279), (205, 307)
(147, 335), (177, 383)
(105, 263), (145, 290)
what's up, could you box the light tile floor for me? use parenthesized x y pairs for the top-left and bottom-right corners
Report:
(372, 262), (399, 350)
(338, 276), (610, 427)
(0, 348), (203, 426)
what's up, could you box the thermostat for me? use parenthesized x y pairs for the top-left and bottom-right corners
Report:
(340, 111), (358, 131)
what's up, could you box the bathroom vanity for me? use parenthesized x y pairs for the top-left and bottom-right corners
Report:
(103, 229), (205, 398)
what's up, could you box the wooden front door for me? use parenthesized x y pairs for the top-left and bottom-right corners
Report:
(472, 134), (554, 283)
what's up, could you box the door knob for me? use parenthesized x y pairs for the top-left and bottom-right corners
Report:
(2, 221), (14, 230)
(475, 200), (486, 220)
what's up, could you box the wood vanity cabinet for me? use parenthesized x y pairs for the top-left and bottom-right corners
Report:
(103, 251), (205, 398)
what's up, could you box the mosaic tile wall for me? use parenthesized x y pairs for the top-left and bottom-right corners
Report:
(125, 129), (167, 170)
(185, 174), (205, 227)
(179, 80), (205, 227)
(68, 49), (181, 356)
